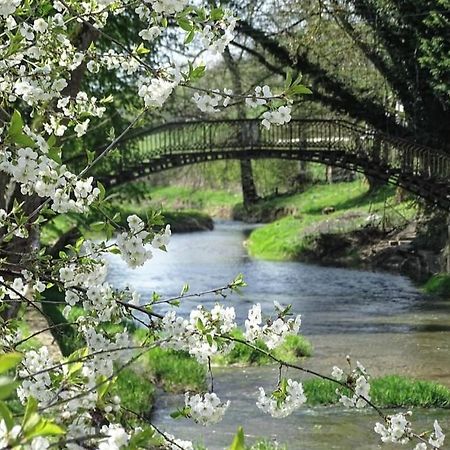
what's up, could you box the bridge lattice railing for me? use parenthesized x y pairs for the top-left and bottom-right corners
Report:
(88, 119), (450, 183)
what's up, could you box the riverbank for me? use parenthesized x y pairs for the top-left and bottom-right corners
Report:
(238, 182), (450, 288)
(134, 181), (447, 286)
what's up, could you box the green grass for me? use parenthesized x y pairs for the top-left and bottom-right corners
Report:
(143, 347), (207, 392)
(303, 375), (450, 408)
(213, 329), (312, 366)
(139, 185), (241, 219)
(112, 367), (155, 417)
(423, 274), (450, 298)
(248, 440), (287, 450)
(247, 181), (416, 260)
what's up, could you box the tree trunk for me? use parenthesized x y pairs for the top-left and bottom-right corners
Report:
(223, 48), (259, 207)
(240, 159), (259, 206)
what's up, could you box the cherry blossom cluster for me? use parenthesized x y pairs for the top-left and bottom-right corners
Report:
(98, 423), (130, 450)
(192, 88), (233, 113)
(261, 106), (292, 129)
(200, 10), (237, 54)
(116, 215), (171, 268)
(374, 412), (413, 444)
(0, 144), (100, 214)
(83, 327), (135, 378)
(184, 392), (230, 425)
(162, 303), (236, 363)
(17, 347), (56, 406)
(256, 378), (307, 418)
(375, 414), (445, 449)
(414, 421), (446, 449)
(58, 258), (122, 322)
(244, 303), (302, 350)
(331, 360), (371, 408)
(163, 433), (194, 450)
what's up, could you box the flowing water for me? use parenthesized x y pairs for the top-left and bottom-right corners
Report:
(106, 221), (450, 449)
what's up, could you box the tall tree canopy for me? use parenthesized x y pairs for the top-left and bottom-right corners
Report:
(232, 0), (450, 147)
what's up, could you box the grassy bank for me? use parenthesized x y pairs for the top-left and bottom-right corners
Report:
(423, 274), (450, 298)
(41, 195), (214, 247)
(304, 375), (450, 408)
(246, 181), (415, 261)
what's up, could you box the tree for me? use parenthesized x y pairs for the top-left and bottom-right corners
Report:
(232, 0), (450, 148)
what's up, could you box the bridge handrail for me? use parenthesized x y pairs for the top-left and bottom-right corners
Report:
(118, 118), (449, 159)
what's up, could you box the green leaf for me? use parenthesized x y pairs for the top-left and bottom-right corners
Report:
(284, 70), (293, 89)
(22, 396), (38, 430)
(180, 283), (189, 296)
(177, 17), (193, 31)
(48, 147), (62, 164)
(210, 7), (224, 20)
(228, 427), (245, 450)
(0, 401), (14, 430)
(0, 352), (22, 374)
(288, 85), (312, 95)
(190, 65), (206, 80)
(0, 377), (18, 400)
(185, 29), (195, 44)
(90, 221), (105, 232)
(14, 132), (36, 148)
(85, 149), (95, 165)
(96, 375), (111, 400)
(47, 135), (56, 148)
(26, 419), (65, 438)
(136, 43), (150, 55)
(97, 181), (106, 202)
(8, 110), (24, 138)
(129, 428), (155, 449)
(196, 318), (205, 332)
(196, 7), (207, 21)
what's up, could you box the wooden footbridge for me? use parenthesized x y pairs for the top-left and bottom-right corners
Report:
(92, 119), (450, 210)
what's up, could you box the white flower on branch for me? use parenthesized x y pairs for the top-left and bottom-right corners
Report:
(184, 392), (230, 425)
(256, 378), (306, 418)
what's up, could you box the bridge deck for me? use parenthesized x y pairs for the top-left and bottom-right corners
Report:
(83, 119), (450, 210)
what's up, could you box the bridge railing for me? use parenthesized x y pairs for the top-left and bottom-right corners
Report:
(89, 119), (450, 185)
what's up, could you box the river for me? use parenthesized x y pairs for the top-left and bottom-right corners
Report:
(106, 221), (450, 449)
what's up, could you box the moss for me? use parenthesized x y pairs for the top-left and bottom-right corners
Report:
(303, 375), (450, 408)
(423, 274), (450, 298)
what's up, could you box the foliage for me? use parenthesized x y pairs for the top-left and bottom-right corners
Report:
(423, 274), (450, 298)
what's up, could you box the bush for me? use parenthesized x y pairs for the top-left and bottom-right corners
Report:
(423, 274), (450, 298)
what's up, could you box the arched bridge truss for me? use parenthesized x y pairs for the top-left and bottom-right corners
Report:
(94, 119), (450, 210)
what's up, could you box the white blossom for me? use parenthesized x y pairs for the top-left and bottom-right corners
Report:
(256, 379), (307, 418)
(184, 392), (229, 425)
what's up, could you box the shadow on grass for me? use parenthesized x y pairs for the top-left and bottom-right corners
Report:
(302, 185), (397, 215)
